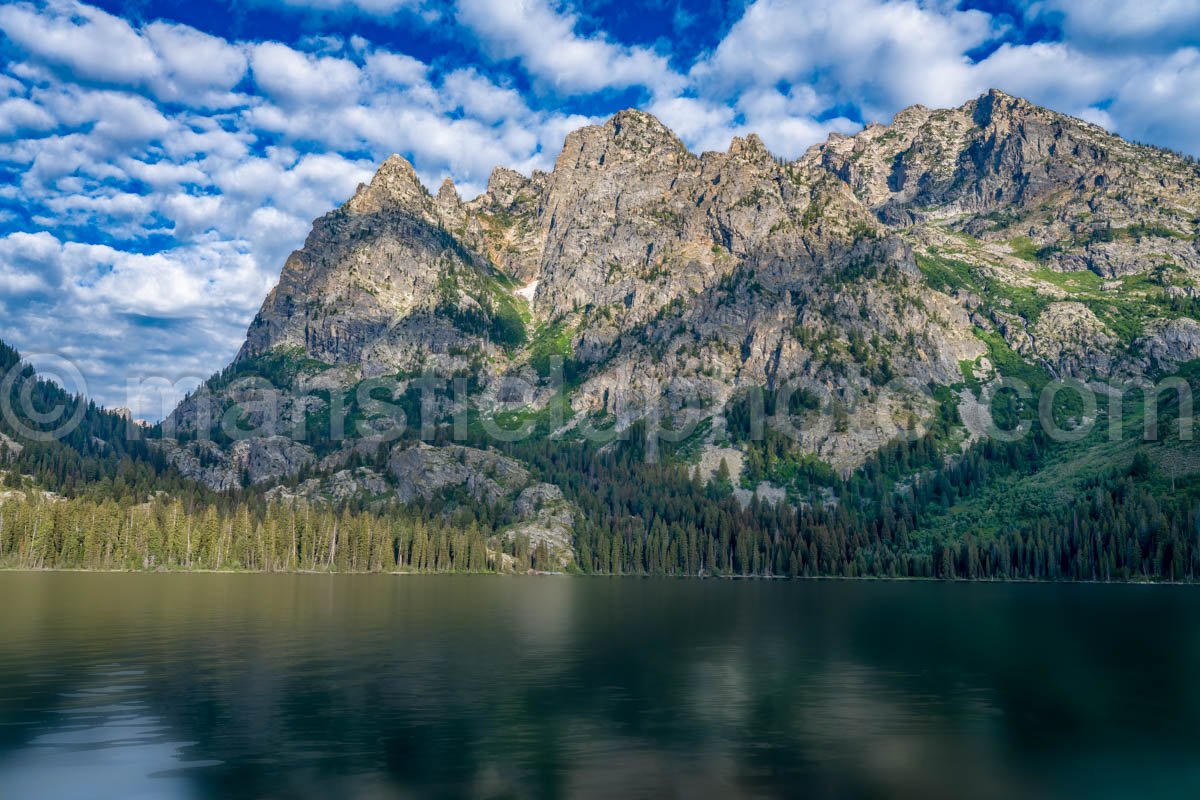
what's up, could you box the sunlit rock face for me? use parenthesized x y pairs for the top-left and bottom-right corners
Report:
(167, 89), (1200, 504)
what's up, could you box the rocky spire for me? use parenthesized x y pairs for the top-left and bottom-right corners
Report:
(435, 177), (467, 228)
(436, 177), (460, 207)
(484, 167), (531, 207)
(970, 87), (1034, 127)
(554, 108), (690, 176)
(728, 133), (773, 165)
(347, 154), (432, 215)
(607, 108), (685, 149)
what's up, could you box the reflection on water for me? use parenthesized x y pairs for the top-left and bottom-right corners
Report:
(1, 574), (1199, 799)
(0, 662), (210, 799)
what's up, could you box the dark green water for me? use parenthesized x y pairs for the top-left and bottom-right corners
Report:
(1, 575), (1198, 799)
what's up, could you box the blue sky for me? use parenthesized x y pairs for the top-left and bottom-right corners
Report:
(1, 0), (1198, 417)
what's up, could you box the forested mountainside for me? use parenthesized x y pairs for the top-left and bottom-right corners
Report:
(3, 89), (1200, 579)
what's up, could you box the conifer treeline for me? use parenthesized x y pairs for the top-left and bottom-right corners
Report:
(0, 341), (180, 500)
(518, 423), (1200, 581)
(0, 493), (517, 573)
(3, 339), (1199, 580)
(3, 432), (1195, 580)
(2, 430), (1198, 580)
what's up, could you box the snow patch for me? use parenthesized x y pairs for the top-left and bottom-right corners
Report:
(514, 280), (538, 302)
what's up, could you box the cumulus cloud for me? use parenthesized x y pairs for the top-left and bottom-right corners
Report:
(683, 0), (1200, 156)
(250, 42), (361, 106)
(0, 231), (65, 298)
(242, 45), (591, 197)
(0, 0), (160, 86)
(690, 0), (996, 121)
(364, 50), (427, 85)
(0, 96), (55, 136)
(0, 1), (249, 107)
(143, 22), (249, 102)
(1029, 0), (1200, 54)
(0, 229), (275, 413)
(1087, 49), (1200, 154)
(456, 0), (684, 97)
(273, 0), (425, 14)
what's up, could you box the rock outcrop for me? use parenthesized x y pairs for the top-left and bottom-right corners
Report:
(388, 442), (529, 505)
(164, 89), (1200, 508)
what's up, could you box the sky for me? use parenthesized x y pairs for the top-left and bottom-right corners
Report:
(1, 0), (1198, 418)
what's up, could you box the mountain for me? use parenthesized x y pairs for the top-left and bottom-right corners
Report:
(6, 89), (1198, 578)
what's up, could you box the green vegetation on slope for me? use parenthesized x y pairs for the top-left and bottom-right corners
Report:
(918, 244), (1199, 347)
(3, 338), (1200, 580)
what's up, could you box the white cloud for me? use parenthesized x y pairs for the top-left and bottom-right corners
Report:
(442, 69), (527, 125)
(1030, 0), (1200, 54)
(0, 1), (249, 108)
(456, 0), (684, 97)
(0, 97), (55, 136)
(0, 73), (25, 96)
(364, 50), (428, 86)
(242, 48), (594, 196)
(119, 158), (209, 192)
(686, 0), (1200, 156)
(273, 0), (424, 13)
(0, 231), (65, 296)
(1093, 48), (1200, 153)
(645, 96), (738, 154)
(691, 0), (996, 121)
(250, 42), (362, 106)
(143, 22), (249, 102)
(971, 41), (1117, 113)
(0, 229), (275, 414)
(0, 0), (159, 86)
(162, 193), (224, 237)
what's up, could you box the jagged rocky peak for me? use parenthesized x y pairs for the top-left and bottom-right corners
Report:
(347, 154), (432, 215)
(481, 166), (533, 207)
(167, 89), (1200, 495)
(436, 177), (460, 205)
(727, 132), (775, 166)
(230, 92), (1197, 380)
(555, 108), (691, 175)
(233, 147), (507, 370)
(535, 109), (791, 324)
(607, 107), (688, 147)
(890, 102), (931, 125)
(435, 176), (469, 229)
(969, 87), (1039, 126)
(801, 88), (1200, 272)
(464, 166), (545, 284)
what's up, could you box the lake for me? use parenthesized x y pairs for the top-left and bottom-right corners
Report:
(0, 574), (1197, 799)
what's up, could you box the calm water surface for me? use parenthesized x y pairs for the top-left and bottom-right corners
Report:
(0, 574), (1197, 799)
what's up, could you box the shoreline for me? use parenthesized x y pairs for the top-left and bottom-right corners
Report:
(0, 566), (1190, 585)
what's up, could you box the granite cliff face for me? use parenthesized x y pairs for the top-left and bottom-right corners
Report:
(239, 155), (523, 376)
(804, 90), (1200, 276)
(166, 90), (1200, 549)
